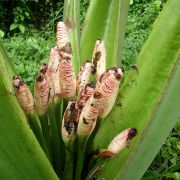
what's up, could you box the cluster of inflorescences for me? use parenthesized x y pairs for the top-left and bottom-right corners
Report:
(12, 21), (137, 179)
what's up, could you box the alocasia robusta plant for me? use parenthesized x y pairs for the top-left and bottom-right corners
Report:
(0, 0), (179, 179)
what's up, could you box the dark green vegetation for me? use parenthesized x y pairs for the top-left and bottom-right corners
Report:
(0, 0), (64, 35)
(1, 0), (179, 179)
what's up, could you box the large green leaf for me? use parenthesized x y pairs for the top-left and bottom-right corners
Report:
(0, 43), (58, 180)
(87, 0), (180, 179)
(63, 0), (80, 74)
(0, 41), (15, 89)
(80, 0), (129, 67)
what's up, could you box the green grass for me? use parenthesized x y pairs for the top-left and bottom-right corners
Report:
(122, 0), (168, 65)
(1, 0), (179, 179)
(2, 30), (55, 91)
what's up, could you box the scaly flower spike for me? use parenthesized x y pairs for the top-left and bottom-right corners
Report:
(34, 74), (51, 116)
(77, 61), (92, 95)
(59, 58), (76, 98)
(62, 100), (80, 180)
(92, 40), (106, 81)
(12, 75), (50, 160)
(75, 91), (102, 180)
(48, 47), (62, 103)
(13, 75), (34, 114)
(57, 21), (76, 99)
(98, 128), (137, 157)
(96, 67), (124, 118)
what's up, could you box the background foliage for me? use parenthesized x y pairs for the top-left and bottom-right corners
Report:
(0, 0), (64, 35)
(1, 0), (179, 179)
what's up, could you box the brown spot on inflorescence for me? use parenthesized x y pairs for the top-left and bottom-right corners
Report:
(98, 150), (117, 158)
(64, 101), (79, 136)
(40, 64), (48, 75)
(77, 83), (95, 110)
(92, 39), (106, 81)
(86, 83), (96, 89)
(120, 67), (125, 73)
(61, 42), (72, 54)
(99, 72), (105, 83)
(115, 73), (121, 80)
(36, 74), (45, 82)
(128, 128), (137, 140)
(91, 66), (96, 74)
(85, 60), (91, 63)
(78, 104), (84, 110)
(19, 79), (25, 86)
(12, 76), (25, 89)
(93, 51), (101, 67)
(93, 91), (102, 99)
(13, 75), (20, 80)
(111, 67), (118, 73)
(64, 56), (71, 61)
(83, 117), (89, 125)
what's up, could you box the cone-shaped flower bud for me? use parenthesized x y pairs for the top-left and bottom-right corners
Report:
(108, 128), (137, 155)
(77, 91), (102, 137)
(78, 83), (95, 110)
(96, 67), (124, 118)
(56, 22), (76, 98)
(92, 40), (106, 80)
(62, 100), (79, 142)
(12, 76), (34, 114)
(49, 46), (60, 70)
(98, 128), (137, 158)
(56, 21), (72, 60)
(77, 61), (92, 95)
(34, 75), (51, 115)
(59, 59), (76, 98)
(48, 47), (62, 102)
(56, 21), (70, 50)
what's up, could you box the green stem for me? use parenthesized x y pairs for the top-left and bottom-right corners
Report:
(85, 158), (108, 180)
(54, 100), (65, 170)
(39, 113), (53, 163)
(54, 100), (62, 133)
(75, 135), (88, 180)
(64, 140), (75, 180)
(27, 112), (51, 161)
(48, 102), (63, 178)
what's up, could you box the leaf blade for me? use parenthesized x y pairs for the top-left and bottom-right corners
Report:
(0, 43), (58, 180)
(87, 0), (180, 179)
(99, 55), (180, 179)
(80, 0), (129, 67)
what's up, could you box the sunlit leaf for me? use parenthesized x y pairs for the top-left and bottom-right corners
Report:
(86, 0), (180, 179)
